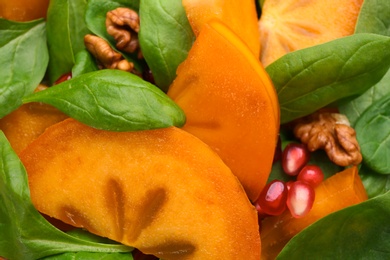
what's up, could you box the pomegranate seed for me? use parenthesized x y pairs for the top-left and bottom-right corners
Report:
(287, 181), (315, 218)
(297, 165), (324, 188)
(285, 180), (294, 191)
(254, 180), (287, 216)
(54, 72), (72, 85)
(282, 143), (310, 176)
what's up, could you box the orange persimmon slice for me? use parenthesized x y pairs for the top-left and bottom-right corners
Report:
(20, 118), (261, 259)
(260, 166), (368, 259)
(182, 0), (261, 57)
(258, 0), (364, 66)
(168, 19), (279, 202)
(0, 85), (68, 154)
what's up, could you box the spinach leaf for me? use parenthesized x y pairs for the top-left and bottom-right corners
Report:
(46, 0), (91, 83)
(277, 192), (390, 259)
(85, 0), (143, 72)
(23, 69), (186, 131)
(0, 131), (133, 260)
(139, 0), (195, 92)
(355, 94), (390, 174)
(339, 70), (390, 126)
(72, 49), (99, 78)
(266, 33), (390, 124)
(355, 0), (390, 36)
(0, 19), (48, 118)
(339, 0), (390, 126)
(359, 164), (390, 199)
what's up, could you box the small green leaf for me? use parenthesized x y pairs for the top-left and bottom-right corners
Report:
(0, 131), (132, 260)
(355, 0), (390, 36)
(355, 94), (390, 174)
(23, 70), (186, 131)
(46, 0), (91, 83)
(359, 164), (390, 199)
(139, 0), (195, 92)
(266, 33), (390, 124)
(277, 192), (390, 259)
(0, 19), (48, 118)
(72, 49), (99, 78)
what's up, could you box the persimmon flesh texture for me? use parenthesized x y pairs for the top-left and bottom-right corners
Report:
(0, 0), (49, 21)
(0, 85), (68, 154)
(168, 20), (279, 202)
(20, 119), (261, 260)
(182, 0), (261, 57)
(258, 0), (364, 66)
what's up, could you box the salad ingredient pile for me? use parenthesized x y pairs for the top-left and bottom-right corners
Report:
(1, 0), (390, 259)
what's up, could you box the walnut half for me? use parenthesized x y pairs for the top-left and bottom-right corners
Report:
(293, 111), (362, 167)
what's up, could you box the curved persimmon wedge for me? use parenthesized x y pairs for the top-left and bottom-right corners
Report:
(0, 85), (68, 154)
(182, 0), (261, 57)
(168, 19), (279, 202)
(258, 0), (363, 66)
(20, 118), (261, 259)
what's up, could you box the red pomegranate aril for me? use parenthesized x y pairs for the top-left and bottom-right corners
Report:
(282, 143), (310, 176)
(54, 72), (72, 85)
(255, 180), (288, 216)
(297, 165), (324, 188)
(287, 181), (315, 218)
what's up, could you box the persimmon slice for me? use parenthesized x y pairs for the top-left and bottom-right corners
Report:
(168, 19), (279, 202)
(20, 118), (261, 259)
(182, 0), (261, 57)
(258, 0), (364, 66)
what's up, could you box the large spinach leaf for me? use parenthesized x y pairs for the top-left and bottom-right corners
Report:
(0, 19), (48, 118)
(339, 0), (390, 126)
(22, 69), (186, 131)
(360, 164), (390, 199)
(0, 131), (133, 260)
(139, 0), (195, 92)
(355, 94), (390, 174)
(85, 0), (143, 72)
(46, 0), (91, 83)
(266, 33), (390, 124)
(355, 0), (390, 35)
(277, 192), (390, 259)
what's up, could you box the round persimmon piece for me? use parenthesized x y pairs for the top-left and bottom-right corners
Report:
(20, 118), (261, 259)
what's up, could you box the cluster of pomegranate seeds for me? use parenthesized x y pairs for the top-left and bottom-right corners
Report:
(256, 142), (324, 219)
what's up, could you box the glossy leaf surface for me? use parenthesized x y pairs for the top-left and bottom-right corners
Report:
(0, 19), (48, 118)
(266, 33), (390, 124)
(23, 70), (186, 131)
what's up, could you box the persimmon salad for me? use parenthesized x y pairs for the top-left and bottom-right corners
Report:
(1, 0), (390, 259)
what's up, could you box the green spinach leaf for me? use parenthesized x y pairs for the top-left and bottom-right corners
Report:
(139, 0), (195, 92)
(339, 0), (390, 126)
(277, 192), (390, 259)
(23, 69), (186, 131)
(355, 94), (390, 174)
(0, 131), (133, 260)
(359, 164), (390, 199)
(85, 0), (143, 72)
(46, 0), (91, 83)
(355, 0), (390, 36)
(0, 19), (48, 118)
(72, 49), (99, 78)
(266, 33), (390, 124)
(42, 252), (133, 259)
